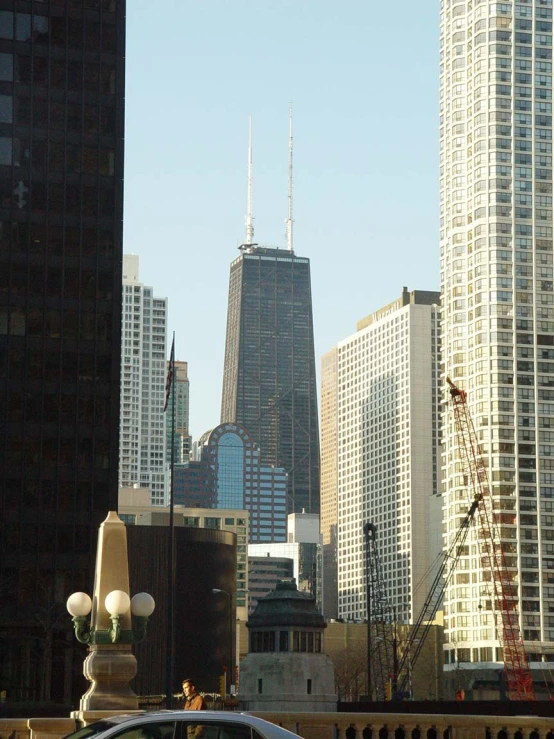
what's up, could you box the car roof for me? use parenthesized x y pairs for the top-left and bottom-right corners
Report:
(99, 711), (272, 727)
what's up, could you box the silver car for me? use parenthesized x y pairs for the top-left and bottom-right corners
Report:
(63, 711), (302, 739)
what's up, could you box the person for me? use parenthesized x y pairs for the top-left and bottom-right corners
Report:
(182, 679), (206, 739)
(182, 678), (206, 710)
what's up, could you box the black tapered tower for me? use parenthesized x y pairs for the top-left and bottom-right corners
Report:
(221, 245), (320, 515)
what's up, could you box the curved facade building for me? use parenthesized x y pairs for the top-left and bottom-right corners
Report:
(128, 526), (236, 696)
(174, 422), (288, 544)
(440, 0), (554, 690)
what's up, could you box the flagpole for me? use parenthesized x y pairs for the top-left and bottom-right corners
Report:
(165, 333), (176, 708)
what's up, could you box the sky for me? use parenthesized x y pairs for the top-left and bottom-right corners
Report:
(123, 0), (440, 439)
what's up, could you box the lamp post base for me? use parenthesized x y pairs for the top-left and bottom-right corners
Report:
(80, 644), (139, 711)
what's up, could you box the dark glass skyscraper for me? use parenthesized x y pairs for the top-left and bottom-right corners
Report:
(221, 245), (320, 515)
(0, 0), (125, 707)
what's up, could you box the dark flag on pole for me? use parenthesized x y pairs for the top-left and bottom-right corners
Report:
(164, 336), (175, 412)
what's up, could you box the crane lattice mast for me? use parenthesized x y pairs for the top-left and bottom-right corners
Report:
(364, 522), (395, 700)
(447, 377), (535, 700)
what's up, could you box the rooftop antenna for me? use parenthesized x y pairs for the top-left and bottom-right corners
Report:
(285, 104), (294, 253)
(245, 115), (255, 246)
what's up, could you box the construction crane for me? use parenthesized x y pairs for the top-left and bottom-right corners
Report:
(394, 495), (480, 698)
(364, 522), (395, 700)
(446, 377), (535, 701)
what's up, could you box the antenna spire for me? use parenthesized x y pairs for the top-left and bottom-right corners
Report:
(245, 116), (254, 245)
(286, 104), (294, 253)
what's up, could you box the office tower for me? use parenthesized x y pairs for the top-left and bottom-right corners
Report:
(329, 288), (442, 623)
(249, 511), (322, 611)
(120, 255), (167, 505)
(247, 555), (295, 613)
(165, 360), (191, 464)
(221, 246), (320, 515)
(0, 1), (125, 706)
(173, 421), (288, 544)
(221, 114), (320, 516)
(320, 347), (338, 619)
(440, 1), (554, 685)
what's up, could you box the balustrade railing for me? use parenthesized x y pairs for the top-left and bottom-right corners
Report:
(0, 711), (553, 739)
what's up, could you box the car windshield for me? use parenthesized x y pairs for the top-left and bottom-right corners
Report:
(64, 719), (125, 739)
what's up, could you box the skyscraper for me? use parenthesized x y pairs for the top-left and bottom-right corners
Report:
(327, 288), (442, 624)
(440, 0), (554, 688)
(221, 115), (320, 516)
(165, 360), (191, 465)
(221, 246), (320, 515)
(120, 255), (167, 505)
(320, 347), (338, 619)
(0, 0), (125, 706)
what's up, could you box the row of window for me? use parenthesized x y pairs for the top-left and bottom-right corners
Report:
(250, 629), (323, 653)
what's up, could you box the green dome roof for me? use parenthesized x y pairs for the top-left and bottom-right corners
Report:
(247, 580), (326, 629)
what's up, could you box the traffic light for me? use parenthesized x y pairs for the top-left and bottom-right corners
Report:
(219, 674), (226, 697)
(385, 681), (392, 701)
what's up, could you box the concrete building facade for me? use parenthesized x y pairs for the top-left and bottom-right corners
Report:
(330, 288), (442, 625)
(238, 580), (336, 712)
(320, 347), (339, 620)
(119, 255), (167, 505)
(248, 512), (322, 611)
(440, 0), (554, 682)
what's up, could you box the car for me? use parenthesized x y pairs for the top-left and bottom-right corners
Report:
(63, 710), (302, 739)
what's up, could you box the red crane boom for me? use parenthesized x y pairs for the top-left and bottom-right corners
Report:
(447, 377), (535, 700)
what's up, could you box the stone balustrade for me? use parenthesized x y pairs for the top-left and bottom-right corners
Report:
(0, 712), (553, 739)
(252, 713), (554, 739)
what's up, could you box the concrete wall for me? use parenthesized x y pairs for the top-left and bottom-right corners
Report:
(238, 653), (336, 712)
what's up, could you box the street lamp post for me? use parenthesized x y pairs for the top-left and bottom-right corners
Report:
(66, 512), (155, 712)
(212, 588), (233, 697)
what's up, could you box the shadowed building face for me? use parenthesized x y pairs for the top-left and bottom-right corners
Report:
(221, 246), (320, 516)
(0, 0), (125, 706)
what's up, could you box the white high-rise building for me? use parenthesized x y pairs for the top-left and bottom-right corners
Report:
(330, 288), (442, 624)
(119, 255), (168, 505)
(440, 0), (554, 686)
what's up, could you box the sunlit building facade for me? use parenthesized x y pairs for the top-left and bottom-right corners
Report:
(320, 347), (339, 619)
(440, 0), (554, 686)
(119, 255), (167, 505)
(334, 288), (442, 625)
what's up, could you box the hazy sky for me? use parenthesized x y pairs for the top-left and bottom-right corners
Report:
(123, 0), (440, 439)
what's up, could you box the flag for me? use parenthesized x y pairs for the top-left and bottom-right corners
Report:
(164, 336), (175, 412)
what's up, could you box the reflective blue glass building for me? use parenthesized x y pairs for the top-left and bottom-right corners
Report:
(174, 422), (287, 543)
